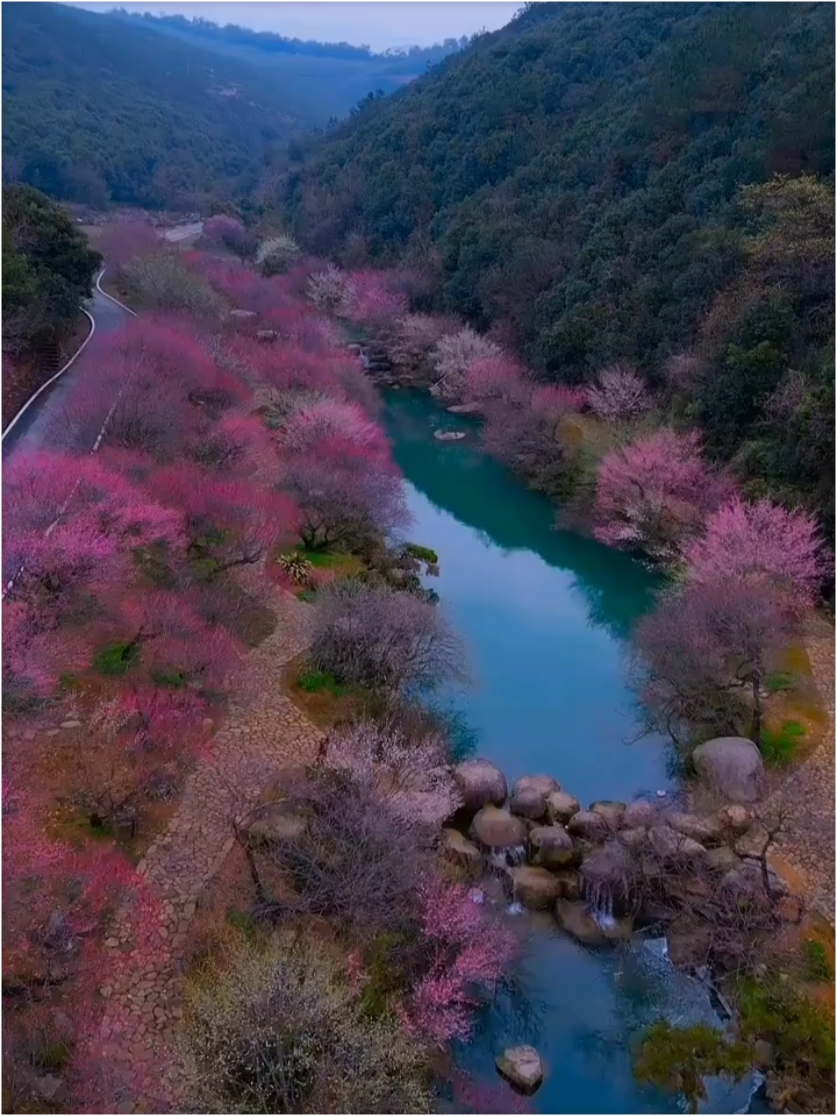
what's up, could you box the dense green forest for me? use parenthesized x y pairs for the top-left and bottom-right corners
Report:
(1, 3), (464, 211)
(2, 183), (101, 354)
(284, 1), (834, 536)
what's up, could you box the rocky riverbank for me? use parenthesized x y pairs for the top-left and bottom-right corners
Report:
(444, 751), (802, 965)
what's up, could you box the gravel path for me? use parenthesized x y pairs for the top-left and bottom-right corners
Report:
(766, 620), (835, 925)
(92, 586), (322, 1112)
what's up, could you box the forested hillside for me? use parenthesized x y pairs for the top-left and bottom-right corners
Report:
(1, 3), (466, 211)
(284, 0), (834, 536)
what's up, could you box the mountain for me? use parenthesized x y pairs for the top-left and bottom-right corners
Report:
(282, 1), (834, 537)
(283, 1), (834, 375)
(1, 3), (468, 211)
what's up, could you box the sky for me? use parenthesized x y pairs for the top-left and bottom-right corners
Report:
(70, 2), (523, 50)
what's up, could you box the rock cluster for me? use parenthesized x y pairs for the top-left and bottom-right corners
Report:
(449, 757), (797, 959)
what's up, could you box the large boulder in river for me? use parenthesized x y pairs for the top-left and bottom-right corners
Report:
(453, 759), (507, 813)
(471, 805), (527, 850)
(509, 865), (561, 909)
(590, 800), (626, 829)
(554, 900), (605, 945)
(546, 790), (581, 825)
(667, 812), (725, 847)
(648, 826), (707, 862)
(692, 737), (766, 803)
(528, 825), (576, 869)
(567, 809), (611, 841)
(442, 829), (483, 872)
(510, 775), (561, 820)
(496, 1045), (544, 1094)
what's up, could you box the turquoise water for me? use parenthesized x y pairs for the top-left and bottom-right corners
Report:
(384, 391), (756, 1116)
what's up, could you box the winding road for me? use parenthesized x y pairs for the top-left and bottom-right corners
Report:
(2, 221), (202, 461)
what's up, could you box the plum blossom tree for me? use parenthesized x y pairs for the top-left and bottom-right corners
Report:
(594, 429), (731, 562)
(463, 354), (528, 405)
(430, 327), (502, 399)
(100, 219), (159, 277)
(684, 497), (827, 604)
(391, 313), (462, 374)
(278, 397), (385, 457)
(398, 878), (516, 1045)
(587, 364), (652, 422)
(309, 579), (466, 697)
(632, 578), (797, 746)
(342, 270), (409, 330)
(307, 263), (353, 313)
(203, 214), (252, 258)
(284, 440), (409, 551)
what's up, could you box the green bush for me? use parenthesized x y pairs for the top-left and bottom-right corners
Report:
(297, 669), (349, 696)
(634, 1021), (751, 1110)
(764, 670), (794, 694)
(761, 720), (805, 766)
(93, 640), (140, 677)
(802, 939), (833, 982)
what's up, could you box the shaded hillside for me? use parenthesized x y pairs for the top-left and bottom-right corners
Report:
(284, 1), (834, 375)
(1, 2), (303, 209)
(108, 9), (468, 118)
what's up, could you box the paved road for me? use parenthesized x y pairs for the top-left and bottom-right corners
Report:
(2, 221), (202, 461)
(2, 278), (133, 461)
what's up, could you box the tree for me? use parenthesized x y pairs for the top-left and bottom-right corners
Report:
(341, 270), (408, 330)
(278, 397), (385, 457)
(203, 214), (254, 258)
(594, 429), (730, 562)
(2, 184), (100, 354)
(283, 441), (409, 551)
(309, 580), (466, 697)
(255, 233), (301, 276)
(430, 327), (501, 399)
(632, 579), (797, 746)
(462, 354), (527, 404)
(684, 497), (827, 605)
(587, 365), (652, 423)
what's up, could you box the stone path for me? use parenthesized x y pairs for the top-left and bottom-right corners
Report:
(94, 585), (323, 1112)
(766, 620), (835, 926)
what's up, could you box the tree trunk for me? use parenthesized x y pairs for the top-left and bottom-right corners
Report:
(750, 677), (762, 745)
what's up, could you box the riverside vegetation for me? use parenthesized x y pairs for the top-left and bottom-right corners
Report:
(6, 221), (828, 1112)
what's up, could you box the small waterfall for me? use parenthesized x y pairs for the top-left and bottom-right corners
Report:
(584, 876), (617, 930)
(487, 843), (526, 871)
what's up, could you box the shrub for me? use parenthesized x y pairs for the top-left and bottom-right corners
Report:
(306, 264), (352, 313)
(256, 234), (301, 276)
(587, 364), (652, 422)
(634, 1021), (751, 1109)
(802, 939), (832, 982)
(760, 720), (805, 766)
(122, 250), (221, 316)
(277, 551), (314, 587)
(182, 930), (434, 1114)
(430, 327), (501, 399)
(309, 580), (467, 697)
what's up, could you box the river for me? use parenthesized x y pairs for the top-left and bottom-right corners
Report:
(383, 390), (762, 1116)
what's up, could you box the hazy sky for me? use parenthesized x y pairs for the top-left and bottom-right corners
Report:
(71, 2), (523, 50)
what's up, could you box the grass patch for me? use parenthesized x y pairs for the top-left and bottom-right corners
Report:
(403, 542), (439, 566)
(761, 720), (805, 766)
(765, 670), (794, 694)
(297, 669), (350, 697)
(803, 939), (833, 982)
(297, 589), (318, 603)
(226, 909), (259, 937)
(151, 668), (188, 689)
(93, 640), (139, 677)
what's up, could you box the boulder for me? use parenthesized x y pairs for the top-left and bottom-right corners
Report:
(509, 866), (561, 910)
(720, 860), (787, 903)
(648, 826), (707, 861)
(623, 800), (656, 829)
(228, 308), (257, 319)
(567, 809), (611, 841)
(471, 805), (527, 850)
(733, 824), (770, 860)
(705, 846), (741, 874)
(717, 804), (752, 834)
(667, 812), (725, 847)
(434, 430), (466, 441)
(510, 775), (561, 820)
(666, 916), (712, 968)
(448, 402), (482, 415)
(554, 900), (606, 945)
(692, 737), (766, 803)
(553, 869), (582, 901)
(619, 826), (648, 848)
(545, 790), (581, 825)
(590, 800), (626, 829)
(256, 329), (278, 343)
(453, 759), (507, 813)
(242, 801), (306, 847)
(496, 1045), (544, 1094)
(442, 829), (483, 871)
(528, 825), (576, 869)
